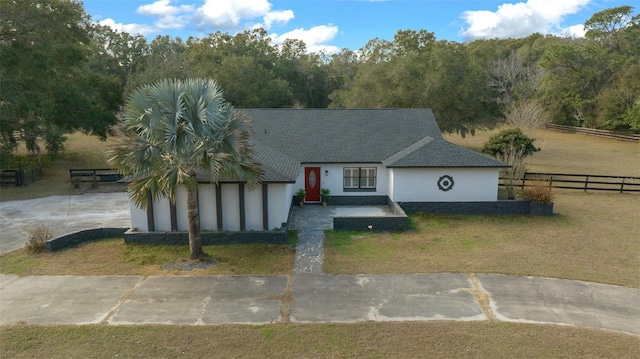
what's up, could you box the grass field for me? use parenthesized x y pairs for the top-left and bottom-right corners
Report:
(0, 132), (124, 202)
(325, 191), (640, 287)
(0, 239), (295, 276)
(1, 322), (638, 359)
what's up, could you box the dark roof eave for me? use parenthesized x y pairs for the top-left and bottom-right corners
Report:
(386, 164), (511, 168)
(300, 161), (383, 164)
(196, 180), (296, 184)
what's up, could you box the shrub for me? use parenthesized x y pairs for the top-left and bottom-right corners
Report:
(520, 185), (555, 203)
(483, 128), (539, 199)
(320, 188), (331, 202)
(296, 188), (306, 202)
(26, 226), (55, 253)
(481, 128), (539, 159)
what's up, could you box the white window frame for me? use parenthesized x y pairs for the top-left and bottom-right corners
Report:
(343, 167), (376, 190)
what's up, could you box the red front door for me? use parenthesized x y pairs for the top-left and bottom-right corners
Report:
(305, 167), (321, 202)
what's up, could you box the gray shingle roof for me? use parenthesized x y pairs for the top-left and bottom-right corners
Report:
(238, 108), (507, 182)
(252, 141), (300, 182)
(245, 108), (443, 164)
(384, 137), (509, 168)
(193, 141), (300, 183)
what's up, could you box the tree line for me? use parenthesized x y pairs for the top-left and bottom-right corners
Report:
(1, 0), (638, 162)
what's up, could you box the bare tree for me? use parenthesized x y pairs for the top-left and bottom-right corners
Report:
(490, 52), (541, 105)
(504, 100), (548, 135)
(499, 144), (528, 200)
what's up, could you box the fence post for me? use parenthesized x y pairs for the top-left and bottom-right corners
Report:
(17, 164), (23, 186)
(26, 166), (32, 186)
(620, 178), (625, 193)
(584, 176), (589, 192)
(521, 172), (526, 189)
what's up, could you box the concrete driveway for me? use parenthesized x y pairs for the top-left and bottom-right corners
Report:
(1, 273), (638, 335)
(0, 193), (130, 254)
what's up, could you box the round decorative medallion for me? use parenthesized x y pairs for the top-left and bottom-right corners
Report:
(437, 175), (454, 191)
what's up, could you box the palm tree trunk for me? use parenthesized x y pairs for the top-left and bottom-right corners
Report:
(186, 187), (206, 259)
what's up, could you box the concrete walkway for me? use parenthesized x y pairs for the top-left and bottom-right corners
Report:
(289, 204), (393, 274)
(1, 272), (638, 335)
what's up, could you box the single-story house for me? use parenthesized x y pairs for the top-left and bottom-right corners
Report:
(128, 108), (518, 238)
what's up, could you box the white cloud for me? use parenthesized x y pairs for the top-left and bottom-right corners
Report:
(98, 18), (156, 36)
(99, 0), (337, 52)
(154, 15), (189, 30)
(460, 0), (591, 40)
(137, 0), (194, 17)
(195, 0), (273, 29)
(561, 24), (586, 38)
(263, 10), (294, 30)
(136, 0), (193, 30)
(270, 25), (340, 54)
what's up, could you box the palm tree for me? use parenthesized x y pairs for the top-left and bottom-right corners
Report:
(108, 78), (263, 259)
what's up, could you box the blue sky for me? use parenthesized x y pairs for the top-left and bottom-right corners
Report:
(84, 0), (634, 53)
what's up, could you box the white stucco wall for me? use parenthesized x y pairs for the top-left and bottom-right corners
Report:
(153, 196), (172, 231)
(390, 168), (500, 202)
(244, 185), (264, 231)
(128, 182), (294, 233)
(197, 184), (217, 231)
(388, 168), (394, 200)
(265, 184), (291, 230)
(295, 163), (390, 198)
(130, 201), (148, 232)
(174, 186), (188, 231)
(221, 183), (240, 231)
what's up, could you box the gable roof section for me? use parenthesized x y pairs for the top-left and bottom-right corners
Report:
(384, 137), (509, 168)
(382, 136), (435, 167)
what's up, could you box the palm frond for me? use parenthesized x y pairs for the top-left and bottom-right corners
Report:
(110, 77), (263, 207)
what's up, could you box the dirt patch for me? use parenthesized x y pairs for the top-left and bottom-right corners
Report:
(161, 257), (217, 271)
(258, 275), (294, 323)
(467, 273), (496, 321)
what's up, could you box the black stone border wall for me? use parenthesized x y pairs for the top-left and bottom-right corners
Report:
(333, 196), (409, 232)
(333, 216), (408, 232)
(46, 228), (129, 252)
(399, 201), (553, 216)
(326, 195), (389, 206)
(124, 226), (288, 246)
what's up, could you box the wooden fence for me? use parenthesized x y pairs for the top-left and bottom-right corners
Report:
(500, 172), (640, 193)
(0, 164), (43, 187)
(69, 168), (123, 186)
(544, 124), (640, 142)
